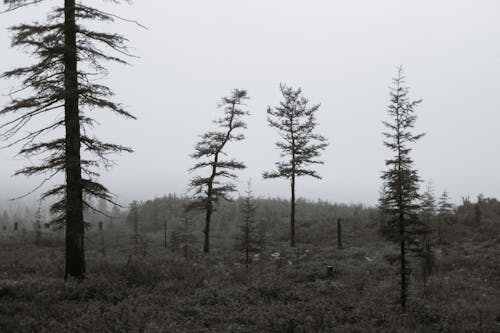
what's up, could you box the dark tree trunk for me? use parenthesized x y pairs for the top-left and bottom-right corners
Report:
(64, 0), (85, 280)
(203, 155), (218, 254)
(290, 174), (296, 247)
(204, 206), (212, 253)
(400, 212), (407, 311)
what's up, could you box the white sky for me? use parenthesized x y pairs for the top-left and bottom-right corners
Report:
(1, 0), (500, 209)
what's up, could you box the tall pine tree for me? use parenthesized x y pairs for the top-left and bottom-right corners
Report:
(263, 84), (328, 247)
(380, 66), (425, 310)
(1, 0), (136, 279)
(188, 89), (249, 254)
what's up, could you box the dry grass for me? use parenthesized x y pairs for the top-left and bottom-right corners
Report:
(0, 218), (499, 332)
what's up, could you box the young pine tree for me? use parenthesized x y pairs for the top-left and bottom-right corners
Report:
(1, 0), (136, 279)
(419, 181), (436, 285)
(380, 66), (425, 310)
(126, 201), (141, 256)
(263, 84), (328, 247)
(234, 180), (259, 271)
(170, 214), (197, 260)
(420, 181), (436, 226)
(188, 89), (249, 253)
(437, 190), (453, 244)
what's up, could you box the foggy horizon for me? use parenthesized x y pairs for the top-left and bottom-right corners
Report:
(2, 0), (500, 209)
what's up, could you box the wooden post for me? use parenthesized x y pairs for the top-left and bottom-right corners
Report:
(163, 217), (167, 249)
(337, 218), (343, 249)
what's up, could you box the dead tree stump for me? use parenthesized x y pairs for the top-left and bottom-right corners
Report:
(326, 265), (335, 279)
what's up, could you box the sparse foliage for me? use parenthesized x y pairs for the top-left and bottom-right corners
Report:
(127, 201), (143, 256)
(263, 84), (328, 247)
(419, 181), (436, 284)
(188, 89), (249, 253)
(1, 0), (136, 279)
(380, 66), (425, 310)
(437, 190), (453, 244)
(420, 181), (436, 225)
(234, 180), (260, 271)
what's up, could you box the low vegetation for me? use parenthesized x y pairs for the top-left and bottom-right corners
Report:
(1, 197), (499, 332)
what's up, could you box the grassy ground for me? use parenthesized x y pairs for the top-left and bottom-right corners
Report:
(0, 221), (499, 332)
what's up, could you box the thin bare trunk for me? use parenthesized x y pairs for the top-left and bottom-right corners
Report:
(204, 205), (212, 253)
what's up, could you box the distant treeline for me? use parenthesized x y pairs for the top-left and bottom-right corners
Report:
(122, 195), (372, 243)
(1, 193), (498, 244)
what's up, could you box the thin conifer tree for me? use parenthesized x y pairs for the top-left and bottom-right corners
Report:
(188, 89), (249, 253)
(127, 201), (141, 256)
(437, 190), (453, 244)
(235, 179), (259, 272)
(419, 180), (436, 285)
(263, 84), (328, 247)
(380, 66), (425, 310)
(420, 181), (436, 227)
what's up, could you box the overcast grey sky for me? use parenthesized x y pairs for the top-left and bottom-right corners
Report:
(1, 0), (500, 209)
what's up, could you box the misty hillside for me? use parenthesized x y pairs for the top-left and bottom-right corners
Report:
(1, 196), (500, 331)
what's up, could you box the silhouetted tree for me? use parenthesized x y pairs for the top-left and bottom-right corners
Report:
(380, 66), (425, 310)
(127, 201), (141, 256)
(234, 180), (259, 271)
(419, 181), (436, 284)
(1, 1), (136, 279)
(170, 214), (197, 260)
(188, 89), (249, 253)
(420, 181), (436, 226)
(263, 84), (328, 247)
(437, 190), (453, 244)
